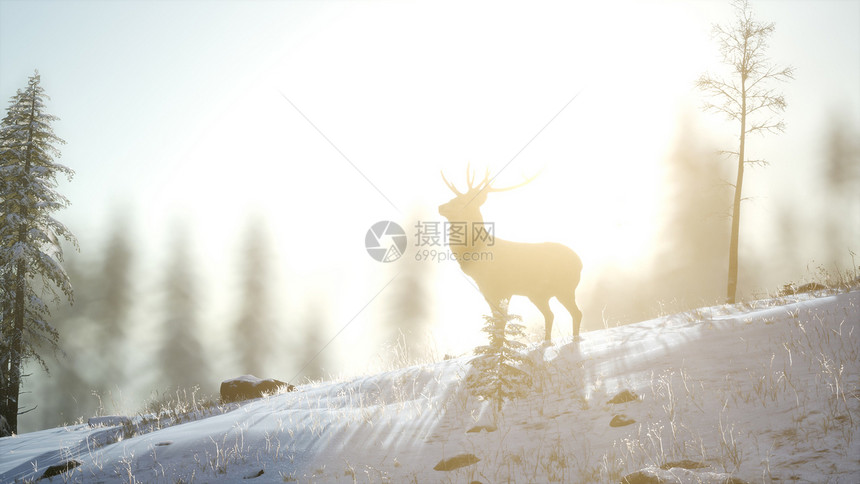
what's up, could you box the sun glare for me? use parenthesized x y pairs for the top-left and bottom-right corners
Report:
(134, 0), (727, 361)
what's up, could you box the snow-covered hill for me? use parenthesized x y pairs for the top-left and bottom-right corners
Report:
(2, 291), (858, 483)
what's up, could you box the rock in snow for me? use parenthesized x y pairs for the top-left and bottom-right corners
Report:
(39, 460), (81, 480)
(610, 414), (636, 427)
(608, 389), (640, 404)
(433, 453), (480, 471)
(220, 375), (294, 403)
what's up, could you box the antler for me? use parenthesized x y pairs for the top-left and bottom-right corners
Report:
(442, 163), (537, 194)
(441, 162), (487, 195)
(485, 171), (538, 192)
(441, 170), (462, 195)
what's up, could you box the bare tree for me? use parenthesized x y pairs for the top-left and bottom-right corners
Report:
(696, 0), (794, 303)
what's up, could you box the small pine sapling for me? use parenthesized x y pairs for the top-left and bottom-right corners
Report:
(466, 299), (533, 413)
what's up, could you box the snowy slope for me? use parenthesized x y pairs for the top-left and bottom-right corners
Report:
(1, 291), (858, 483)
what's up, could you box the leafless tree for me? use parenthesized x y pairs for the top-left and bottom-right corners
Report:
(696, 0), (794, 303)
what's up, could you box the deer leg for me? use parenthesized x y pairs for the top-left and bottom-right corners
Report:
(529, 297), (554, 342)
(558, 292), (583, 339)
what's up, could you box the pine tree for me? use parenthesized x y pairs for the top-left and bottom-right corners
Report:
(158, 224), (207, 391)
(821, 113), (860, 269)
(30, 252), (97, 431)
(234, 216), (272, 376)
(93, 216), (134, 391)
(655, 116), (733, 308)
(465, 300), (532, 413)
(0, 71), (76, 433)
(30, 221), (135, 432)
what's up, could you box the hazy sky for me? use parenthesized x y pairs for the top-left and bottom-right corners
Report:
(1, 0), (859, 370)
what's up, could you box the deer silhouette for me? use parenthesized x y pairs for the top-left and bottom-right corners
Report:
(438, 167), (583, 342)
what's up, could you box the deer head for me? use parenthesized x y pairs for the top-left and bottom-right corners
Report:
(438, 164), (535, 223)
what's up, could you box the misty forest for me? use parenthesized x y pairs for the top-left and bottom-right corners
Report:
(1, 0), (859, 482)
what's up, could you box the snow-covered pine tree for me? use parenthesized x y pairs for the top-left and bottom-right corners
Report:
(465, 299), (532, 413)
(0, 71), (76, 433)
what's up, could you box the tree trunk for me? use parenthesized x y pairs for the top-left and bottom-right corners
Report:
(727, 83), (747, 304)
(1, 276), (8, 425)
(5, 264), (26, 433)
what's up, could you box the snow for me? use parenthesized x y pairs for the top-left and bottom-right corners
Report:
(1, 291), (858, 483)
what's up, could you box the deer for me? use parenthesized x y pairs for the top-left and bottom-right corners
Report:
(438, 166), (583, 342)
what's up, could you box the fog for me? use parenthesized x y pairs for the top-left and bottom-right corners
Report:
(3, 0), (857, 432)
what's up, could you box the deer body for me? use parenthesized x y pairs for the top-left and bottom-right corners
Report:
(439, 168), (583, 342)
